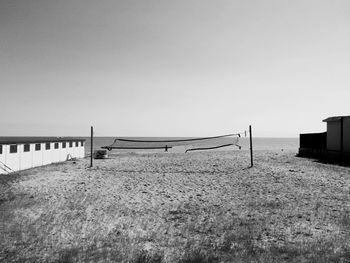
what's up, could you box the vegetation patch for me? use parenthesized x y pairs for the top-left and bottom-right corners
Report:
(1, 151), (350, 262)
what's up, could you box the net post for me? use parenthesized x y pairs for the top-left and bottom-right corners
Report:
(90, 126), (93, 168)
(249, 125), (253, 167)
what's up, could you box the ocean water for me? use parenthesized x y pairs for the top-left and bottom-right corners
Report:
(83, 137), (299, 153)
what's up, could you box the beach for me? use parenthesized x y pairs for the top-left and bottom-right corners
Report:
(1, 148), (350, 262)
(2, 0), (349, 261)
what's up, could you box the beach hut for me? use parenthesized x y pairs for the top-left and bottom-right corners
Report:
(0, 137), (85, 174)
(298, 131), (327, 157)
(323, 116), (350, 158)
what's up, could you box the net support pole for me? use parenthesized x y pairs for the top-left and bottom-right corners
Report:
(90, 126), (93, 168)
(249, 125), (253, 167)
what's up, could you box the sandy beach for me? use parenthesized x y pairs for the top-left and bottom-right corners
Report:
(1, 149), (350, 262)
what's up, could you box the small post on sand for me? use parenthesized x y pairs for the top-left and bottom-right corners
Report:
(249, 125), (253, 167)
(90, 126), (93, 168)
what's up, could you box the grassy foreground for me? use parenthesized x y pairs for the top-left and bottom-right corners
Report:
(1, 150), (350, 262)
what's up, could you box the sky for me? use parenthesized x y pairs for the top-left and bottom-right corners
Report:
(0, 0), (349, 137)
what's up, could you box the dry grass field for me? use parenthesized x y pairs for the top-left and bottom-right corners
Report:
(1, 150), (350, 262)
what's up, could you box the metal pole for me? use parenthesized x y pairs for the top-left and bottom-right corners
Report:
(249, 125), (253, 167)
(90, 126), (93, 167)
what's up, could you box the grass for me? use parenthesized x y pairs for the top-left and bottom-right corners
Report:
(2, 205), (350, 262)
(47, 212), (350, 263)
(1, 151), (350, 262)
(50, 223), (349, 263)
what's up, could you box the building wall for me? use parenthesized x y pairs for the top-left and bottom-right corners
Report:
(52, 143), (60, 163)
(33, 143), (44, 167)
(0, 145), (6, 172)
(343, 117), (350, 153)
(79, 142), (85, 157)
(43, 143), (53, 165)
(67, 141), (74, 158)
(0, 141), (85, 174)
(327, 121), (341, 151)
(59, 143), (69, 162)
(72, 141), (85, 158)
(69, 142), (84, 159)
(20, 144), (33, 170)
(5, 144), (20, 171)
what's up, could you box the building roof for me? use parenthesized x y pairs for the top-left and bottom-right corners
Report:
(323, 116), (350, 122)
(0, 137), (85, 145)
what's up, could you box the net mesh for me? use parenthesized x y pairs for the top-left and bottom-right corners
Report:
(102, 132), (245, 152)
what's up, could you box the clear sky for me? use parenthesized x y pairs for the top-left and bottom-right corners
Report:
(1, 0), (349, 137)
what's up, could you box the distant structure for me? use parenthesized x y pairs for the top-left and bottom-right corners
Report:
(323, 116), (350, 156)
(299, 116), (350, 163)
(0, 137), (85, 174)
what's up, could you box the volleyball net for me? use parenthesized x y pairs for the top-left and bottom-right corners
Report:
(101, 131), (247, 153)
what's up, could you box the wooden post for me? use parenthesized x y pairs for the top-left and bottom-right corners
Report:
(90, 126), (93, 168)
(249, 125), (253, 167)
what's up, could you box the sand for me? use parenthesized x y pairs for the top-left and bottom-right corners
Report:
(1, 150), (350, 262)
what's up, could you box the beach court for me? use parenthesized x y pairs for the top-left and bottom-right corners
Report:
(1, 149), (350, 262)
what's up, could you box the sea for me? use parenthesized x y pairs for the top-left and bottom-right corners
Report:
(83, 137), (299, 153)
